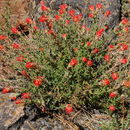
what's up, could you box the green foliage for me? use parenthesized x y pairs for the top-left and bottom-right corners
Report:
(1, 3), (129, 118)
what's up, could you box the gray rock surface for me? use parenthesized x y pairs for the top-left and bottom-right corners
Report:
(32, 0), (121, 27)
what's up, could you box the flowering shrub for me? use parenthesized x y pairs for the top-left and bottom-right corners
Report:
(0, 2), (129, 119)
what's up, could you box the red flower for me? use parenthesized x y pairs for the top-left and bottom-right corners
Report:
(26, 18), (32, 24)
(33, 78), (42, 87)
(26, 62), (35, 69)
(86, 42), (91, 46)
(69, 58), (78, 67)
(112, 73), (119, 80)
(62, 34), (67, 38)
(96, 3), (103, 9)
(0, 35), (7, 40)
(121, 18), (128, 24)
(72, 14), (82, 22)
(124, 27), (129, 32)
(0, 45), (4, 51)
(87, 60), (93, 66)
(12, 43), (21, 49)
(15, 99), (24, 104)
(89, 5), (94, 11)
(109, 92), (117, 98)
(65, 104), (73, 114)
(82, 57), (88, 63)
(108, 45), (114, 49)
(58, 9), (65, 14)
(68, 9), (75, 16)
(39, 15), (48, 23)
(120, 44), (128, 51)
(120, 58), (128, 64)
(104, 10), (111, 17)
(22, 93), (31, 99)
(109, 105), (116, 111)
(33, 26), (39, 30)
(11, 97), (17, 101)
(65, 20), (70, 25)
(96, 28), (104, 37)
(2, 88), (10, 94)
(88, 13), (94, 18)
(11, 27), (19, 34)
(41, 5), (49, 11)
(48, 29), (54, 34)
(92, 48), (99, 54)
(16, 55), (24, 62)
(102, 79), (110, 85)
(21, 70), (28, 76)
(55, 15), (62, 20)
(59, 4), (68, 10)
(104, 55), (110, 62)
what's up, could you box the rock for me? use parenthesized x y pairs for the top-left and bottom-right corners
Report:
(36, 0), (121, 27)
(0, 93), (24, 129)
(88, 0), (121, 27)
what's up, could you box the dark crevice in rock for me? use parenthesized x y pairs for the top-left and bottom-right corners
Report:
(7, 105), (48, 130)
(8, 115), (28, 130)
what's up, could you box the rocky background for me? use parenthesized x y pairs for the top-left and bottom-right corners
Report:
(0, 0), (130, 130)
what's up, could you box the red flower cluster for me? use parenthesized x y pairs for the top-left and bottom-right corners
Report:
(11, 27), (19, 34)
(88, 13), (94, 18)
(2, 88), (11, 94)
(65, 104), (73, 114)
(26, 18), (32, 24)
(55, 15), (62, 20)
(15, 99), (24, 104)
(102, 79), (110, 86)
(33, 77), (43, 87)
(104, 10), (111, 17)
(41, 5), (49, 11)
(96, 28), (104, 37)
(39, 15), (48, 23)
(92, 48), (99, 54)
(111, 73), (119, 80)
(59, 4), (68, 10)
(120, 44), (128, 51)
(69, 58), (78, 67)
(104, 55), (110, 62)
(87, 60), (93, 66)
(120, 58), (128, 64)
(0, 35), (7, 40)
(82, 57), (88, 62)
(121, 18), (128, 24)
(109, 105), (115, 111)
(109, 92), (117, 98)
(96, 3), (103, 9)
(86, 42), (91, 46)
(68, 9), (75, 16)
(89, 5), (94, 11)
(26, 62), (35, 69)
(72, 14), (82, 22)
(12, 43), (21, 49)
(21, 92), (31, 99)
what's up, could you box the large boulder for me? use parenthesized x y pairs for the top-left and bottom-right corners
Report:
(33, 0), (121, 28)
